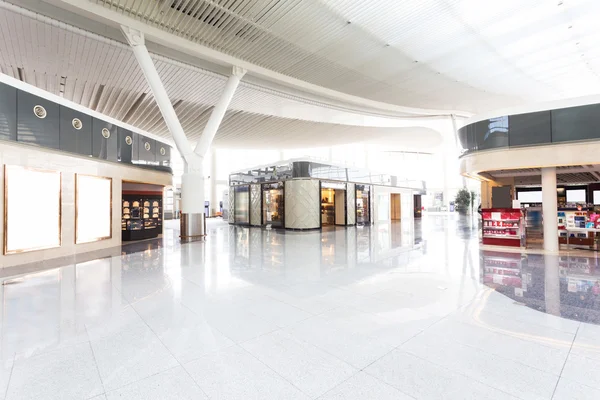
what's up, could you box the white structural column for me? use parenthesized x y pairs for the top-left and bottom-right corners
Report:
(209, 148), (218, 216)
(194, 66), (246, 156)
(121, 26), (196, 167)
(451, 114), (467, 187)
(541, 167), (559, 252)
(121, 26), (245, 217)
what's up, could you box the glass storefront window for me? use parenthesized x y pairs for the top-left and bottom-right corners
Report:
(234, 186), (250, 224)
(356, 185), (370, 225)
(263, 187), (284, 227)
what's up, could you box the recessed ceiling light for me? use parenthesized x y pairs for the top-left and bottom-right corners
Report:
(568, 25), (573, 29)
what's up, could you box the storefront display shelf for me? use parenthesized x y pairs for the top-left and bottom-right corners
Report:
(481, 208), (523, 248)
(122, 194), (162, 241)
(483, 234), (520, 239)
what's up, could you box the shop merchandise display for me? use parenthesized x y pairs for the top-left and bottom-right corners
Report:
(557, 210), (599, 248)
(122, 195), (162, 240)
(481, 209), (523, 247)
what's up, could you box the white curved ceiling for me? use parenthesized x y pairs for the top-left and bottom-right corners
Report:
(4, 0), (597, 150)
(84, 0), (600, 113)
(0, 2), (446, 149)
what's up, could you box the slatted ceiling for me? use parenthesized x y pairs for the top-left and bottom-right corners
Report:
(0, 4), (449, 149)
(92, 0), (600, 111)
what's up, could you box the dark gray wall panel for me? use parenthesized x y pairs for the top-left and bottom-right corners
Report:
(138, 137), (156, 163)
(59, 106), (92, 156)
(492, 186), (512, 208)
(508, 111), (552, 147)
(156, 143), (170, 165)
(17, 91), (60, 149)
(457, 126), (469, 152)
(474, 116), (509, 150)
(118, 127), (133, 163)
(92, 118), (118, 162)
(552, 104), (600, 143)
(0, 82), (17, 141)
(131, 132), (140, 162)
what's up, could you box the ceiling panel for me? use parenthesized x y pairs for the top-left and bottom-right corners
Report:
(0, 4), (447, 149)
(88, 0), (600, 113)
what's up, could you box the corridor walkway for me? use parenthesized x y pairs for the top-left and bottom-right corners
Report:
(0, 215), (598, 399)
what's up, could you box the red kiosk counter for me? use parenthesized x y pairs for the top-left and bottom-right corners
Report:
(481, 208), (524, 248)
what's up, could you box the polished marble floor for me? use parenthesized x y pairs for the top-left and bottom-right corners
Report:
(1, 215), (600, 399)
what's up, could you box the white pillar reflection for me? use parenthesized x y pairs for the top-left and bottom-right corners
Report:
(544, 254), (561, 316)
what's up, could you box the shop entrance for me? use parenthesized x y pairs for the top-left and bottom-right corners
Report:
(321, 188), (335, 226)
(356, 185), (371, 225)
(391, 193), (401, 220)
(321, 183), (347, 226)
(121, 182), (164, 241)
(263, 183), (284, 227)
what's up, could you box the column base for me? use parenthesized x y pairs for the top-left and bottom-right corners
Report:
(180, 213), (206, 243)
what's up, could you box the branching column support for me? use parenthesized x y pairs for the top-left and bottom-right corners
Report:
(121, 26), (245, 215)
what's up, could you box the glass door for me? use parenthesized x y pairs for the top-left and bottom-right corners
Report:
(234, 185), (250, 224)
(356, 185), (371, 225)
(321, 188), (335, 226)
(263, 185), (284, 227)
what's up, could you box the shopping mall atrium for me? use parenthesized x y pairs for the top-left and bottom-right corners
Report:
(0, 0), (599, 399)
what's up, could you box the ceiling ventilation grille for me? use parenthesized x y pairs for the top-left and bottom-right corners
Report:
(168, 0), (283, 43)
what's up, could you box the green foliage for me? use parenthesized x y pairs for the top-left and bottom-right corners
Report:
(455, 188), (471, 211)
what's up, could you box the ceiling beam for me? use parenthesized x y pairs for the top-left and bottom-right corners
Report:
(36, 0), (473, 118)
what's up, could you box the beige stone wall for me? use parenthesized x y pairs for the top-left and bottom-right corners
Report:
(0, 140), (171, 269)
(284, 179), (320, 229)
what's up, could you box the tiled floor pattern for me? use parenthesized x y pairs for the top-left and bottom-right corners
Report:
(0, 215), (598, 399)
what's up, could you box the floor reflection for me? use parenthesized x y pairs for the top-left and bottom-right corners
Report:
(481, 251), (600, 324)
(4, 214), (600, 398)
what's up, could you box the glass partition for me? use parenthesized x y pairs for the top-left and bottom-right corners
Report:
(262, 183), (284, 227)
(234, 185), (250, 224)
(4, 165), (61, 254)
(356, 185), (371, 225)
(229, 162), (293, 185)
(460, 101), (600, 154)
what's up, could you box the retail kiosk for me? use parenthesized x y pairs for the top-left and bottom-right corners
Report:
(227, 159), (425, 230)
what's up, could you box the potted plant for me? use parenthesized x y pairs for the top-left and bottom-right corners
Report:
(454, 188), (471, 214)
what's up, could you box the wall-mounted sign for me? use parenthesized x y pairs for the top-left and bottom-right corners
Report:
(76, 174), (112, 244)
(72, 118), (83, 130)
(4, 165), (61, 254)
(33, 105), (47, 119)
(321, 181), (346, 190)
